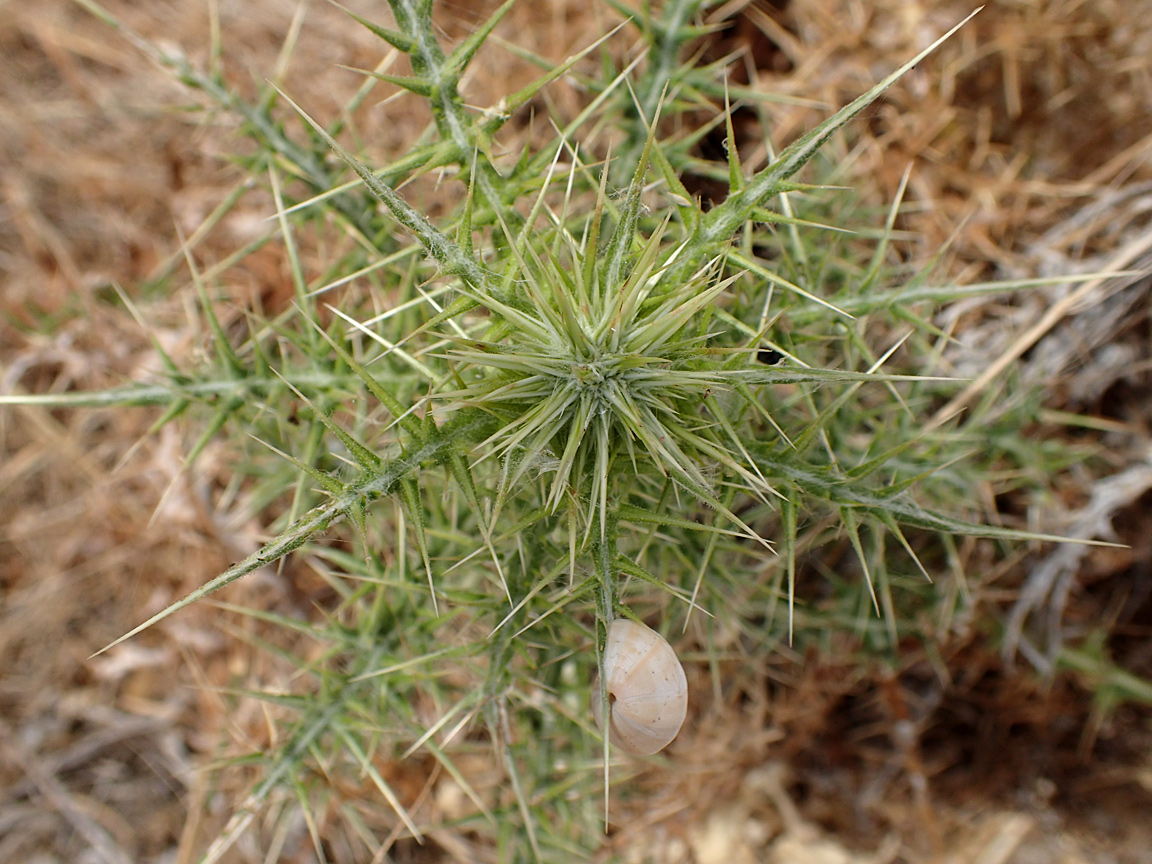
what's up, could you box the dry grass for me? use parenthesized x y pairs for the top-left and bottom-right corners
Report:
(2, 0), (1151, 862)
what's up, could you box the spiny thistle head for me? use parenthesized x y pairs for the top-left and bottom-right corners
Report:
(440, 194), (766, 546)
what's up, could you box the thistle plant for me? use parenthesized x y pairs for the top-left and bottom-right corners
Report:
(3, 0), (1107, 860)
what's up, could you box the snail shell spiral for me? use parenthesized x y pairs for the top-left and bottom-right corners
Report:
(595, 618), (688, 755)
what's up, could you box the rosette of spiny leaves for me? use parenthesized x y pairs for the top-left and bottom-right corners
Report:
(86, 4), (993, 657)
(439, 208), (768, 550)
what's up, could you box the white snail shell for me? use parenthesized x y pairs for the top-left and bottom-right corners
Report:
(595, 618), (688, 755)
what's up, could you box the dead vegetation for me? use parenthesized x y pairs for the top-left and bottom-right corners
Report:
(1, 0), (1150, 861)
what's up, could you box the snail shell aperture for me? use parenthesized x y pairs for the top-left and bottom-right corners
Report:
(595, 618), (688, 755)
